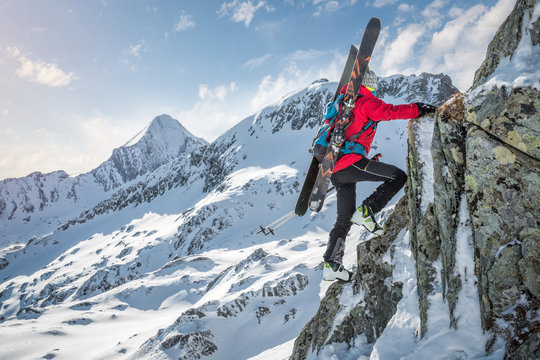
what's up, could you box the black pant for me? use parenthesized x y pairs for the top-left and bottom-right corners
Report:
(323, 157), (407, 264)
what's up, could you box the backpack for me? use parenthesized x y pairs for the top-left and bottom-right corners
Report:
(311, 94), (374, 163)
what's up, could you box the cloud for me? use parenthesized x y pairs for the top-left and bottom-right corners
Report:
(174, 11), (196, 32)
(420, 0), (446, 28)
(0, 113), (135, 179)
(218, 0), (270, 27)
(375, 0), (515, 90)
(243, 54), (272, 69)
(198, 82), (238, 100)
(250, 49), (341, 111)
(379, 23), (425, 74)
(313, 0), (357, 16)
(6, 46), (76, 87)
(371, 0), (399, 8)
(30, 26), (46, 33)
(124, 39), (147, 57)
(121, 40), (149, 71)
(398, 3), (413, 12)
(418, 0), (515, 89)
(176, 100), (242, 142)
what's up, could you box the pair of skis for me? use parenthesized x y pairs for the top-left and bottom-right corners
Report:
(296, 17), (381, 216)
(257, 17), (381, 235)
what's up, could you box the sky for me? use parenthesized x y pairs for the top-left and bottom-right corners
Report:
(0, 0), (516, 180)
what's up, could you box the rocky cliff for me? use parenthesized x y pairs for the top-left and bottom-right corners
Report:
(290, 1), (539, 359)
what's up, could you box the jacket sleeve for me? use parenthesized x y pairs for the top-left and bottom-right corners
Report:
(360, 97), (419, 121)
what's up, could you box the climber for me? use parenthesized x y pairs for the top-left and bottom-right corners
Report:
(323, 70), (437, 282)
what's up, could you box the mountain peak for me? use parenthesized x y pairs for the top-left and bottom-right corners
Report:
(124, 114), (192, 147)
(91, 114), (208, 191)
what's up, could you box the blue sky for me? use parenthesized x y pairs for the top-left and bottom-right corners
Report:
(0, 0), (515, 179)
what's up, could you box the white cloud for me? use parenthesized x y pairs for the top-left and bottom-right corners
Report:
(218, 0), (269, 27)
(243, 54), (272, 69)
(30, 26), (46, 33)
(371, 0), (399, 8)
(421, 0), (447, 28)
(124, 39), (147, 57)
(6, 46), (76, 87)
(379, 23), (425, 75)
(177, 100), (242, 142)
(121, 40), (148, 72)
(375, 0), (515, 91)
(6, 46), (20, 57)
(198, 82), (238, 101)
(398, 3), (413, 12)
(174, 11), (196, 32)
(418, 0), (515, 89)
(313, 0), (357, 16)
(250, 49), (341, 111)
(0, 113), (135, 179)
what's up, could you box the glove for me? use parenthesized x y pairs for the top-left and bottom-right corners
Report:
(371, 153), (382, 162)
(415, 102), (437, 117)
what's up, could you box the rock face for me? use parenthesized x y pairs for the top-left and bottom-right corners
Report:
(290, 1), (539, 359)
(290, 197), (408, 360)
(377, 72), (458, 102)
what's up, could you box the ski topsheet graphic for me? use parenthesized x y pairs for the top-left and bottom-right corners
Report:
(308, 17), (381, 213)
(294, 45), (358, 217)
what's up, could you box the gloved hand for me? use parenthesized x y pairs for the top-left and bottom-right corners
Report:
(371, 153), (382, 162)
(415, 102), (437, 117)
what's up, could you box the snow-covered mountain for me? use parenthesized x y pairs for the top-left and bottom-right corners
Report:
(0, 114), (207, 248)
(0, 71), (458, 360)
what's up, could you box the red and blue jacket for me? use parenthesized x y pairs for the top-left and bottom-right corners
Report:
(333, 85), (419, 173)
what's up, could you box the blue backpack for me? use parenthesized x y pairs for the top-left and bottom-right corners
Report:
(311, 94), (372, 162)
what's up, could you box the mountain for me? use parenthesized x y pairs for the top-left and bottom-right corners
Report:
(0, 114), (207, 248)
(92, 114), (208, 191)
(291, 1), (539, 359)
(0, 71), (458, 360)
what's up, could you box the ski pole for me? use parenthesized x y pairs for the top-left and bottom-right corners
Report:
(268, 212), (296, 232)
(257, 210), (295, 236)
(257, 186), (336, 236)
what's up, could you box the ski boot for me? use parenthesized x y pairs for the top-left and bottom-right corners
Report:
(323, 261), (353, 282)
(351, 204), (384, 235)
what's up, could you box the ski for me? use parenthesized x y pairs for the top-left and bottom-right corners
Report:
(309, 17), (381, 213)
(294, 45), (358, 216)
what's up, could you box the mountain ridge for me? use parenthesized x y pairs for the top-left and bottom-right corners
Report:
(0, 114), (207, 247)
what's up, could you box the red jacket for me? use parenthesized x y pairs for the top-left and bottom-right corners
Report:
(333, 85), (419, 173)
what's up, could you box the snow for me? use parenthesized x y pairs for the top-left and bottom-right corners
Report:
(410, 115), (436, 214)
(313, 198), (506, 360)
(470, 4), (540, 96)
